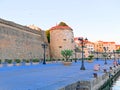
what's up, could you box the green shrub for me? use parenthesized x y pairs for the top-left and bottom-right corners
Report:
(15, 59), (21, 63)
(58, 59), (61, 61)
(73, 58), (78, 60)
(32, 58), (39, 62)
(7, 59), (12, 64)
(88, 55), (94, 60)
(52, 58), (55, 61)
(62, 58), (64, 61)
(0, 59), (1, 64)
(46, 58), (51, 61)
(58, 22), (68, 26)
(25, 60), (30, 63)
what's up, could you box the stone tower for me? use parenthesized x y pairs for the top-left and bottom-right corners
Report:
(50, 22), (75, 59)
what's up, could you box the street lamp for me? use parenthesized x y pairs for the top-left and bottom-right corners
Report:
(118, 52), (120, 65)
(108, 50), (110, 59)
(116, 50), (120, 64)
(113, 50), (117, 67)
(74, 48), (77, 62)
(41, 43), (47, 64)
(96, 45), (99, 60)
(78, 37), (88, 70)
(113, 50), (116, 60)
(96, 52), (99, 60)
(103, 47), (108, 64)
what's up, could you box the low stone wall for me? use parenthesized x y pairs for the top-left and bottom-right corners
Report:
(59, 66), (120, 90)
(59, 81), (90, 90)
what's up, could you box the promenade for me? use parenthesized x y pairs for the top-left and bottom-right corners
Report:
(0, 59), (117, 90)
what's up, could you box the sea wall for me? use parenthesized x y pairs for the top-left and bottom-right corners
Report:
(59, 66), (120, 90)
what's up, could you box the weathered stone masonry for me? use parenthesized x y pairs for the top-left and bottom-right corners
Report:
(50, 25), (75, 59)
(0, 18), (49, 60)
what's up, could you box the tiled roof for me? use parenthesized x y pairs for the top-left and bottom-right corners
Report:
(103, 42), (115, 44)
(50, 25), (72, 31)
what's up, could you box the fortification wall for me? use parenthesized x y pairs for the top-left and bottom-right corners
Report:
(0, 18), (49, 60)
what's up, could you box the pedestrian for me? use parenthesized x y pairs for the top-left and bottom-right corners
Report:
(94, 64), (100, 71)
(113, 60), (117, 67)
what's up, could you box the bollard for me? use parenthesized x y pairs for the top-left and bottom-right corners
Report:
(103, 69), (107, 73)
(110, 67), (112, 70)
(76, 81), (80, 90)
(75, 59), (77, 63)
(76, 84), (80, 90)
(93, 73), (97, 78)
(114, 71), (116, 73)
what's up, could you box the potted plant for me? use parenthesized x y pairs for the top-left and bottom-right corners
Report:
(0, 59), (1, 64)
(25, 59), (30, 65)
(15, 59), (21, 66)
(7, 59), (13, 66)
(87, 54), (94, 62)
(32, 58), (39, 65)
(0, 59), (2, 67)
(61, 49), (73, 66)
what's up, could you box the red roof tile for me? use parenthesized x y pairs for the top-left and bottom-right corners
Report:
(50, 25), (72, 31)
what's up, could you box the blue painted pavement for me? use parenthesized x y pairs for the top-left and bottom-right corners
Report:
(0, 59), (115, 90)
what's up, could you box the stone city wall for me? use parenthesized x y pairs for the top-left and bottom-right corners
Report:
(0, 18), (49, 60)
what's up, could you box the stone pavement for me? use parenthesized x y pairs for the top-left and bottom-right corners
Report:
(0, 59), (115, 90)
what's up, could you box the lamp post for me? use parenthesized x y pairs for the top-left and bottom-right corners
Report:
(41, 43), (47, 64)
(103, 47), (108, 64)
(96, 45), (99, 60)
(96, 52), (99, 60)
(113, 50), (116, 60)
(118, 52), (120, 65)
(113, 50), (117, 67)
(74, 48), (77, 62)
(78, 37), (88, 70)
(116, 50), (120, 64)
(108, 50), (110, 59)
(95, 51), (99, 60)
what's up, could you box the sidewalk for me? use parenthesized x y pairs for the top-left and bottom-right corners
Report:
(0, 59), (115, 90)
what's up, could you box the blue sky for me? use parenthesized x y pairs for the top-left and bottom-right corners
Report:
(0, 0), (120, 44)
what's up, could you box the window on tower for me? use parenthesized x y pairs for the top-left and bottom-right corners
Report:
(63, 39), (66, 41)
(71, 39), (74, 43)
(59, 46), (62, 48)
